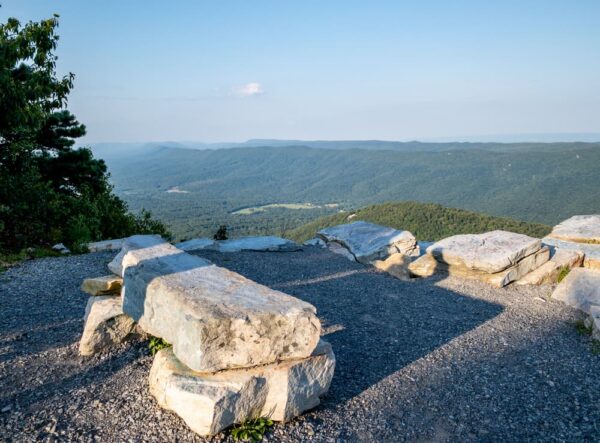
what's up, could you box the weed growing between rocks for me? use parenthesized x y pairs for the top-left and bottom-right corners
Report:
(557, 266), (571, 283)
(230, 416), (274, 442)
(148, 336), (171, 355)
(574, 319), (592, 336)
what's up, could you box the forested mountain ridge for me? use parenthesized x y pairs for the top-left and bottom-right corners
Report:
(286, 201), (551, 243)
(93, 142), (600, 240)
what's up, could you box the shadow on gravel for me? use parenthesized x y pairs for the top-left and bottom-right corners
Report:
(194, 248), (504, 404)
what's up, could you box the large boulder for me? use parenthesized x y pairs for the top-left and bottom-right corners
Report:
(426, 230), (542, 274)
(79, 296), (136, 356)
(547, 215), (600, 244)
(516, 249), (584, 286)
(122, 250), (321, 372)
(81, 275), (123, 296)
(543, 237), (600, 271)
(551, 268), (600, 315)
(409, 247), (550, 287)
(317, 221), (419, 264)
(108, 235), (176, 276)
(149, 341), (335, 436)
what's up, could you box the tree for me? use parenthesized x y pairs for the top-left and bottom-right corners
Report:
(0, 14), (170, 252)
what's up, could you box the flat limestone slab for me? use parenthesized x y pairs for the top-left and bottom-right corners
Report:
(547, 215), (600, 244)
(108, 235), (176, 276)
(327, 242), (357, 262)
(79, 296), (135, 356)
(81, 275), (123, 295)
(215, 236), (301, 253)
(552, 268), (600, 314)
(427, 230), (542, 274)
(516, 249), (584, 286)
(409, 248), (550, 287)
(149, 341), (335, 436)
(175, 236), (301, 253)
(87, 238), (125, 252)
(543, 237), (600, 270)
(174, 238), (216, 251)
(123, 251), (321, 372)
(317, 221), (419, 264)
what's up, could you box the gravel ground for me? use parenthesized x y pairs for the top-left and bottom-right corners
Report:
(1, 247), (599, 442)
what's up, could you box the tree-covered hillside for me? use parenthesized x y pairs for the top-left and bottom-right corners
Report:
(94, 143), (600, 240)
(286, 202), (552, 243)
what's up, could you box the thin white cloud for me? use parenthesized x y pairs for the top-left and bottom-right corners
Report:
(230, 82), (264, 97)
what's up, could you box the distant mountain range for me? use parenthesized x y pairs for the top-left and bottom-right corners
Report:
(89, 140), (600, 240)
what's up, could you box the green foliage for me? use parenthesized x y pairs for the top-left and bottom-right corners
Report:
(94, 143), (600, 241)
(574, 320), (592, 336)
(230, 417), (274, 442)
(213, 225), (228, 240)
(0, 15), (170, 253)
(286, 201), (551, 243)
(0, 247), (60, 271)
(148, 336), (171, 356)
(557, 266), (571, 283)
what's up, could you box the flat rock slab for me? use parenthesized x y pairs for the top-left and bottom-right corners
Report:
(327, 242), (357, 262)
(317, 221), (418, 264)
(543, 237), (600, 270)
(547, 215), (600, 244)
(174, 238), (216, 251)
(516, 249), (584, 286)
(79, 296), (136, 356)
(149, 341), (335, 436)
(175, 236), (300, 253)
(215, 236), (301, 252)
(123, 250), (321, 372)
(410, 248), (550, 287)
(427, 230), (542, 274)
(87, 238), (125, 252)
(81, 275), (123, 296)
(108, 235), (176, 277)
(552, 268), (600, 314)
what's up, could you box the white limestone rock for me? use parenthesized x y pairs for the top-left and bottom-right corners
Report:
(516, 249), (584, 286)
(426, 230), (542, 274)
(587, 305), (600, 341)
(303, 237), (326, 248)
(87, 238), (125, 252)
(174, 238), (216, 251)
(81, 275), (123, 296)
(551, 268), (600, 315)
(52, 243), (70, 254)
(122, 250), (321, 372)
(543, 237), (600, 271)
(215, 236), (301, 252)
(547, 215), (600, 244)
(79, 296), (135, 356)
(326, 242), (357, 262)
(372, 253), (411, 281)
(108, 235), (175, 276)
(149, 340), (335, 436)
(317, 221), (419, 264)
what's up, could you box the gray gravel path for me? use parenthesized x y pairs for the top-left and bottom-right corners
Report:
(1, 247), (599, 442)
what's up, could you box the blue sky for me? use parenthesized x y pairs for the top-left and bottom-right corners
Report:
(2, 1), (600, 143)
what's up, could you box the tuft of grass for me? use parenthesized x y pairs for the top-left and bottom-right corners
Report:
(0, 247), (61, 272)
(574, 319), (593, 336)
(230, 417), (274, 442)
(557, 266), (571, 283)
(148, 336), (171, 356)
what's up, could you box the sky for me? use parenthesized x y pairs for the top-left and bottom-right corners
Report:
(2, 0), (600, 143)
